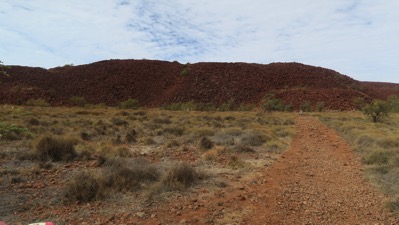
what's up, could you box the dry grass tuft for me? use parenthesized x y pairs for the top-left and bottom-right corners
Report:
(239, 131), (270, 146)
(64, 171), (104, 202)
(161, 163), (198, 190)
(34, 135), (77, 162)
(199, 136), (213, 150)
(64, 158), (160, 202)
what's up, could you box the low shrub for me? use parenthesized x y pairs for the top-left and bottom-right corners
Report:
(161, 163), (198, 190)
(80, 131), (92, 141)
(300, 102), (312, 112)
(218, 98), (236, 111)
(237, 103), (255, 111)
(228, 155), (246, 169)
(112, 118), (128, 126)
(119, 99), (139, 109)
(316, 102), (326, 112)
(125, 129), (137, 143)
(69, 96), (87, 107)
(64, 171), (104, 202)
(26, 98), (50, 107)
(386, 197), (399, 215)
(163, 127), (184, 136)
(142, 137), (156, 145)
(103, 159), (160, 192)
(239, 131), (269, 146)
(213, 133), (235, 146)
(153, 117), (172, 124)
(0, 123), (28, 141)
(234, 144), (255, 153)
(27, 118), (40, 126)
(263, 98), (285, 112)
(202, 149), (219, 161)
(34, 135), (77, 162)
(65, 158), (161, 202)
(199, 136), (213, 150)
(166, 139), (180, 148)
(363, 150), (392, 165)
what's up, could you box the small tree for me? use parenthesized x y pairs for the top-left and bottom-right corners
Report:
(363, 100), (389, 123)
(263, 98), (284, 112)
(300, 102), (312, 112)
(180, 63), (190, 76)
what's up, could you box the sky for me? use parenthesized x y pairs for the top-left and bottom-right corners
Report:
(0, 0), (398, 82)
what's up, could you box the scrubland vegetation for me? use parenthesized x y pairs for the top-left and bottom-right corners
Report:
(3, 96), (399, 221)
(318, 112), (399, 214)
(0, 104), (295, 222)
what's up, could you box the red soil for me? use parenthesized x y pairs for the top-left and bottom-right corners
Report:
(0, 60), (397, 110)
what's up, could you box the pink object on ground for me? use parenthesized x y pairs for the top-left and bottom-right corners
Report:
(0, 221), (7, 225)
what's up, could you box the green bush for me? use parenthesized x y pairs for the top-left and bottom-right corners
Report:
(237, 103), (255, 111)
(316, 102), (325, 112)
(387, 96), (399, 112)
(119, 98), (139, 109)
(263, 98), (284, 112)
(284, 104), (294, 112)
(363, 100), (389, 123)
(180, 63), (190, 76)
(26, 98), (50, 107)
(69, 96), (87, 107)
(0, 123), (28, 141)
(300, 102), (312, 112)
(162, 102), (197, 111)
(218, 98), (236, 111)
(353, 97), (367, 110)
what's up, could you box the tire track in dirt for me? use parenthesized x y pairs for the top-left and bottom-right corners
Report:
(246, 116), (397, 224)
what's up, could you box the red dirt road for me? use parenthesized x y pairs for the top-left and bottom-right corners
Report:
(245, 117), (397, 224)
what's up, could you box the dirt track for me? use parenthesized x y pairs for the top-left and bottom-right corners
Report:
(245, 117), (398, 224)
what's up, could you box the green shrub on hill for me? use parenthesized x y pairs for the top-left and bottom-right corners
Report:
(119, 98), (139, 109)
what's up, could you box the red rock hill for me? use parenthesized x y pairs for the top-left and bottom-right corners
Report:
(0, 59), (397, 110)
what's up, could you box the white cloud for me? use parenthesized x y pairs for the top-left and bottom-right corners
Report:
(0, 0), (398, 82)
